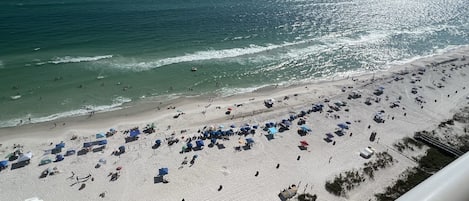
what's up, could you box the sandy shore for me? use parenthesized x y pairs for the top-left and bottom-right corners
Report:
(1, 47), (469, 201)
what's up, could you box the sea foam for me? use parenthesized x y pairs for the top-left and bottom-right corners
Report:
(114, 42), (305, 71)
(0, 96), (131, 128)
(48, 55), (113, 65)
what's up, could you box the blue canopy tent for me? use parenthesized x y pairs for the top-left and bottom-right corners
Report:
(186, 142), (193, 149)
(55, 154), (64, 162)
(268, 127), (278, 135)
(129, 129), (141, 138)
(326, 133), (334, 138)
(96, 133), (106, 139)
(300, 125), (312, 132)
(55, 142), (65, 149)
(118, 145), (126, 153)
(83, 142), (93, 148)
(196, 140), (204, 147)
(155, 139), (162, 146)
(158, 167), (168, 176)
(98, 140), (108, 145)
(65, 149), (76, 156)
(246, 138), (254, 144)
(211, 138), (217, 144)
(337, 123), (349, 129)
(0, 160), (8, 168)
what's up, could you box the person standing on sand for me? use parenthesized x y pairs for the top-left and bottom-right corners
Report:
(276, 163), (280, 169)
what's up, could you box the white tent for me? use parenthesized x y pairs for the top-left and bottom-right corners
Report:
(17, 151), (33, 162)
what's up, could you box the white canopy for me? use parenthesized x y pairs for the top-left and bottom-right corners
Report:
(17, 151), (33, 162)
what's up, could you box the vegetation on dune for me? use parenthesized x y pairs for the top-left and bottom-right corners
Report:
(325, 152), (395, 197)
(374, 147), (454, 201)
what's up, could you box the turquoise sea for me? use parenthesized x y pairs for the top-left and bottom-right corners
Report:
(0, 0), (468, 127)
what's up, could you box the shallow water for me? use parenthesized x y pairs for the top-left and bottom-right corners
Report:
(0, 0), (468, 127)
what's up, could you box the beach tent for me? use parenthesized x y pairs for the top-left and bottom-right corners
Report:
(155, 139), (162, 146)
(268, 127), (278, 135)
(282, 120), (292, 127)
(96, 133), (106, 139)
(246, 138), (254, 144)
(55, 154), (64, 162)
(83, 142), (93, 148)
(0, 160), (8, 168)
(65, 149), (76, 156)
(39, 157), (52, 166)
(186, 142), (193, 149)
(196, 140), (204, 147)
(326, 133), (334, 138)
(158, 167), (168, 176)
(211, 138), (217, 144)
(300, 140), (309, 147)
(17, 152), (33, 163)
(99, 158), (107, 164)
(55, 142), (65, 149)
(337, 123), (349, 129)
(118, 146), (126, 153)
(98, 140), (108, 145)
(300, 125), (312, 132)
(129, 129), (141, 138)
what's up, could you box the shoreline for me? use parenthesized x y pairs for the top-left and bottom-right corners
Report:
(0, 46), (468, 201)
(2, 44), (468, 131)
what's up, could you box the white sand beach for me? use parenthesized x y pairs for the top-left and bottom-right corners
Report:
(1, 47), (469, 201)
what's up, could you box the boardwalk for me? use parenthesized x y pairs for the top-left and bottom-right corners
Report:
(414, 133), (464, 157)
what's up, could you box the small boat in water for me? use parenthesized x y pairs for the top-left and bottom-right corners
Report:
(191, 67), (197, 72)
(97, 75), (105, 80)
(10, 95), (21, 100)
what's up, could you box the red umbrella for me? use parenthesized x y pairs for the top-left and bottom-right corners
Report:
(227, 108), (233, 111)
(116, 166), (122, 171)
(300, 140), (309, 146)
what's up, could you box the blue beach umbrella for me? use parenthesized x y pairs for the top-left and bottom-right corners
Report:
(268, 127), (278, 134)
(159, 167), (168, 176)
(337, 123), (349, 129)
(300, 125), (312, 132)
(129, 129), (141, 137)
(55, 141), (65, 149)
(196, 139), (204, 147)
(0, 160), (8, 168)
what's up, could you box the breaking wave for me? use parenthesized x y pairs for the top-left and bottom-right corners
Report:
(0, 96), (131, 128)
(36, 55), (114, 65)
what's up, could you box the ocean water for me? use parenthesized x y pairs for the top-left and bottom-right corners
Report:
(0, 0), (468, 127)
